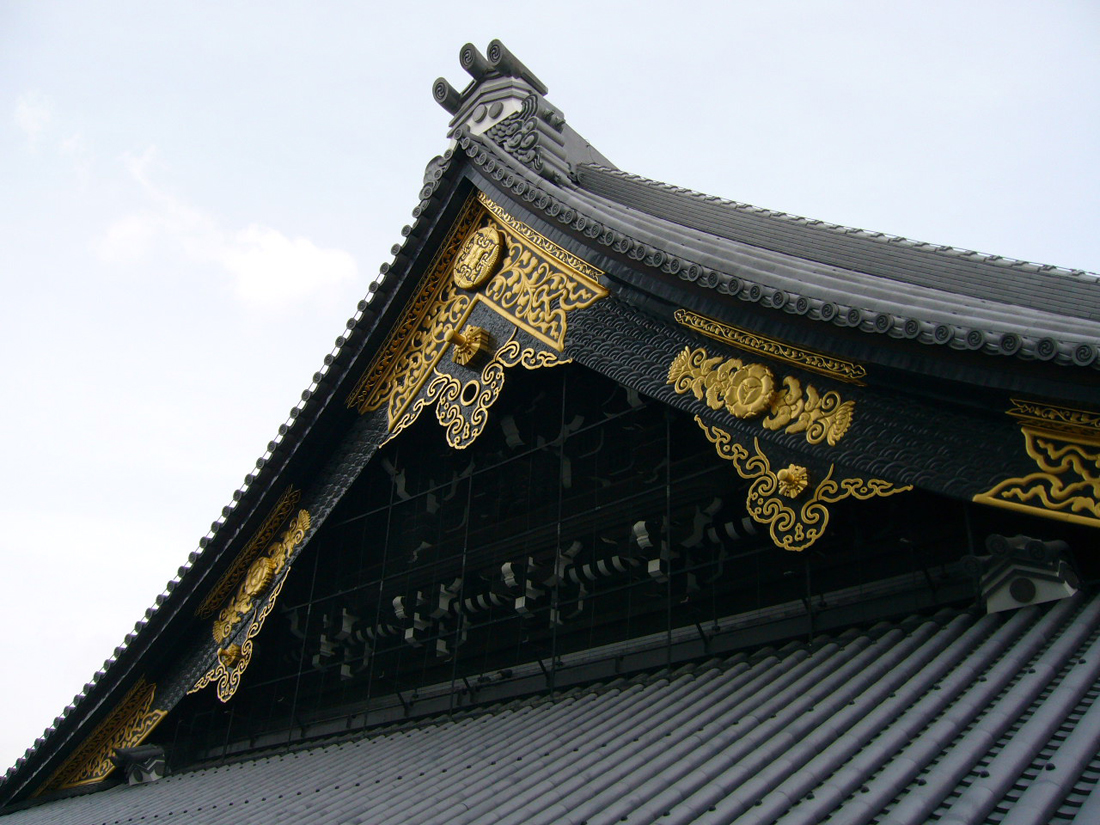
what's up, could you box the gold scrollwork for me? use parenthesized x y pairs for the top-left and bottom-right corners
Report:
(394, 336), (570, 450)
(212, 509), (309, 644)
(1006, 398), (1100, 438)
(193, 509), (310, 702)
(196, 486), (301, 618)
(974, 425), (1100, 527)
(347, 191), (606, 452)
(191, 578), (287, 703)
(669, 346), (855, 446)
(39, 677), (167, 792)
(346, 194), (482, 419)
(697, 419), (911, 551)
(675, 308), (867, 385)
(479, 238), (606, 351)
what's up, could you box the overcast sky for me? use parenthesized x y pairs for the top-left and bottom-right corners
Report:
(2, 1), (1098, 773)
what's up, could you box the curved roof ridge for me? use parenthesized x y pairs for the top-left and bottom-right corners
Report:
(579, 163), (1100, 282)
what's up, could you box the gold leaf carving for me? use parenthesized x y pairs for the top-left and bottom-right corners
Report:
(974, 425), (1100, 527)
(212, 509), (309, 644)
(1006, 398), (1100, 438)
(675, 308), (867, 385)
(195, 509), (310, 702)
(347, 191), (605, 452)
(191, 578), (287, 703)
(453, 224), (503, 289)
(196, 486), (301, 618)
(346, 194), (482, 419)
(698, 419), (911, 551)
(40, 677), (166, 792)
(669, 346), (855, 446)
(479, 237), (605, 350)
(395, 336), (570, 450)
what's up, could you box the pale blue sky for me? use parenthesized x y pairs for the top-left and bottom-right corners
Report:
(2, 0), (1098, 772)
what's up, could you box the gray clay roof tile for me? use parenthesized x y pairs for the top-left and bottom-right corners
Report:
(7, 592), (1100, 825)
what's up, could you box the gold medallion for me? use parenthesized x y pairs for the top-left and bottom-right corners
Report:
(453, 224), (503, 289)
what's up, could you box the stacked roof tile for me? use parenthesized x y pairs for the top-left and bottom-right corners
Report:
(6, 591), (1099, 824)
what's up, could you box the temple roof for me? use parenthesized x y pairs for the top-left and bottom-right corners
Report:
(5, 592), (1100, 824)
(449, 81), (1100, 370)
(2, 38), (1097, 819)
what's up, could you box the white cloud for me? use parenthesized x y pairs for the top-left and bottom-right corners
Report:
(222, 224), (358, 307)
(97, 212), (160, 262)
(99, 147), (358, 308)
(58, 132), (91, 180)
(14, 90), (52, 149)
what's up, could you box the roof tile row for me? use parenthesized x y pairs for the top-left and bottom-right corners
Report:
(8, 591), (1100, 824)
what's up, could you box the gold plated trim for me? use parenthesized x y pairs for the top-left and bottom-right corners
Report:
(698, 419), (911, 551)
(478, 192), (604, 283)
(669, 346), (855, 446)
(190, 578), (288, 703)
(192, 509), (311, 702)
(675, 309), (867, 385)
(453, 224), (503, 289)
(196, 486), (301, 618)
(346, 195), (481, 421)
(1006, 398), (1100, 438)
(974, 425), (1100, 527)
(40, 677), (167, 792)
(347, 191), (606, 451)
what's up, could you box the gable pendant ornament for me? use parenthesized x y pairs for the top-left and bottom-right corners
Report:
(190, 509), (311, 702)
(697, 420), (912, 551)
(348, 191), (607, 450)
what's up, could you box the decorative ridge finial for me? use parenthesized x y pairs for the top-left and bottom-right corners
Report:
(433, 40), (550, 135)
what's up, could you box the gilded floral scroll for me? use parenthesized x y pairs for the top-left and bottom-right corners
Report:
(39, 677), (167, 791)
(974, 399), (1100, 527)
(697, 419), (912, 551)
(191, 509), (311, 702)
(668, 346), (855, 446)
(347, 191), (606, 450)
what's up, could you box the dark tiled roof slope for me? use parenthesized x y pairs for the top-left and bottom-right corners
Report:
(7, 591), (1100, 825)
(577, 165), (1099, 322)
(458, 127), (1100, 368)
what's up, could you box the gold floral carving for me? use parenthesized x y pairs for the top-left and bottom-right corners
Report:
(698, 419), (911, 551)
(190, 578), (287, 703)
(192, 509), (310, 703)
(453, 225), (503, 289)
(346, 194), (482, 420)
(675, 308), (868, 385)
(669, 346), (855, 446)
(212, 509), (310, 644)
(394, 336), (569, 450)
(1006, 398), (1100, 438)
(347, 191), (606, 451)
(974, 425), (1100, 527)
(39, 677), (167, 792)
(196, 486), (301, 618)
